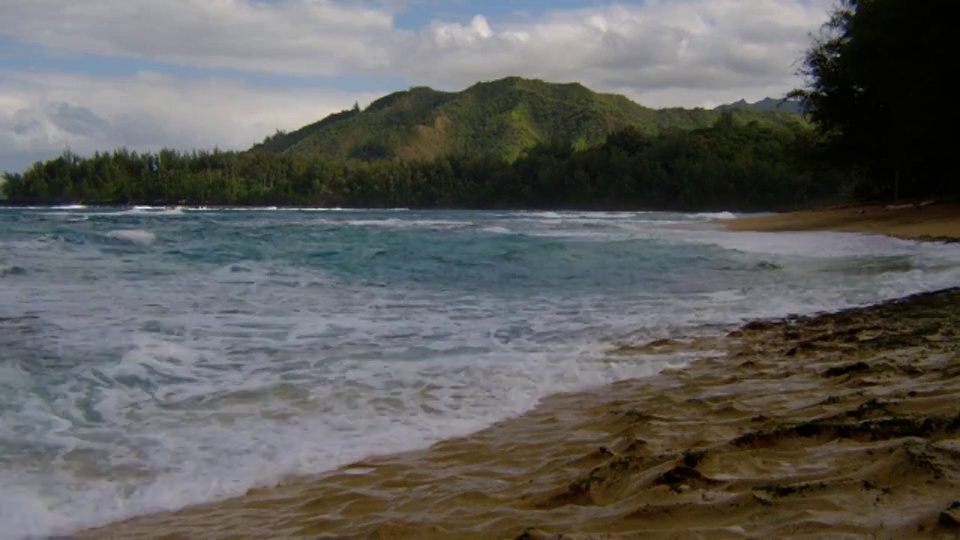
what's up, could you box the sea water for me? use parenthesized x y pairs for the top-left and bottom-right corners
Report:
(1, 206), (958, 538)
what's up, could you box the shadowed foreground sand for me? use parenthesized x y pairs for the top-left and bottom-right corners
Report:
(726, 202), (960, 241)
(81, 288), (960, 539)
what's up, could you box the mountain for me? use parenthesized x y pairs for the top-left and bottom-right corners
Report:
(253, 77), (804, 162)
(715, 97), (803, 114)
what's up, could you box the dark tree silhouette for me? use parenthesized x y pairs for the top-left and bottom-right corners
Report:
(790, 0), (952, 199)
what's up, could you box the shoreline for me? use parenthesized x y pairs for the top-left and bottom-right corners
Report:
(724, 201), (960, 242)
(77, 287), (960, 539)
(0, 201), (810, 213)
(52, 205), (960, 538)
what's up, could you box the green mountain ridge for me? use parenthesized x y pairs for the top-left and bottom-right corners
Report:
(252, 77), (804, 162)
(715, 97), (803, 114)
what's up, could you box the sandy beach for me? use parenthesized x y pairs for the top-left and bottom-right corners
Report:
(75, 208), (960, 540)
(725, 202), (960, 242)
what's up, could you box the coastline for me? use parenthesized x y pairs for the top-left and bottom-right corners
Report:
(78, 287), (960, 539)
(724, 201), (960, 242)
(62, 207), (959, 539)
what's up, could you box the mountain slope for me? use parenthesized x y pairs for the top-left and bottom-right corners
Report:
(253, 77), (805, 162)
(716, 97), (803, 114)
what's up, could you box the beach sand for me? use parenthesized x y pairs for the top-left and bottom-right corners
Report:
(80, 287), (960, 539)
(725, 202), (960, 241)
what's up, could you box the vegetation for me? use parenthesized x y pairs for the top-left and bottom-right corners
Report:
(253, 77), (804, 163)
(716, 98), (802, 115)
(790, 0), (952, 199)
(1, 115), (843, 211)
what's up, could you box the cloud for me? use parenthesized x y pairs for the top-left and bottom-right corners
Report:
(0, 0), (833, 105)
(399, 0), (836, 106)
(0, 0), (396, 76)
(0, 71), (382, 172)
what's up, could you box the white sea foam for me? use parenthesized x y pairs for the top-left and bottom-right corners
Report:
(0, 264), (27, 277)
(140, 206), (184, 216)
(105, 229), (156, 244)
(322, 218), (474, 230)
(524, 211), (563, 219)
(91, 206), (185, 217)
(211, 206), (406, 212)
(692, 211), (738, 220)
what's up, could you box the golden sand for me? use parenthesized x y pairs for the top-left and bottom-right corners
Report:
(80, 288), (960, 539)
(725, 202), (960, 241)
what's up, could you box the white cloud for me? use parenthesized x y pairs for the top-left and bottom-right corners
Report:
(431, 15), (495, 46)
(0, 0), (395, 76)
(0, 71), (382, 172)
(399, 0), (835, 106)
(0, 0), (833, 103)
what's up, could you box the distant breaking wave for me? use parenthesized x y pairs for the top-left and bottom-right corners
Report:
(105, 229), (156, 245)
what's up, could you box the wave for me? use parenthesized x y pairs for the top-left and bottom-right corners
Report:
(320, 218), (474, 230)
(90, 207), (185, 217)
(105, 229), (156, 245)
(184, 206), (398, 212)
(133, 206), (185, 216)
(0, 265), (27, 277)
(525, 211), (563, 219)
(693, 211), (738, 220)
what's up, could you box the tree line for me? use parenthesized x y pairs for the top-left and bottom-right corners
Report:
(1, 116), (845, 211)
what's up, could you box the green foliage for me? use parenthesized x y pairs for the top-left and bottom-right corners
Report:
(259, 77), (805, 164)
(1, 118), (847, 211)
(251, 107), (362, 154)
(791, 0), (952, 198)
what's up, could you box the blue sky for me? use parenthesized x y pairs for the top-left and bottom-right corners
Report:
(0, 0), (833, 173)
(391, 1), (603, 29)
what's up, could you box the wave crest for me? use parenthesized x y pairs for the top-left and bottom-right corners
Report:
(105, 230), (156, 245)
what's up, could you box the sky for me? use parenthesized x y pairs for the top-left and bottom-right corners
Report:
(0, 0), (834, 173)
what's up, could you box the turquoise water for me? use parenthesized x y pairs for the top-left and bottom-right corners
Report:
(1, 206), (959, 537)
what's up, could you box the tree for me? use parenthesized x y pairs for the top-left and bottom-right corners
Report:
(790, 0), (952, 199)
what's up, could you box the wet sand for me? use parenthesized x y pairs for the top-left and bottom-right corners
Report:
(80, 287), (960, 539)
(726, 202), (960, 241)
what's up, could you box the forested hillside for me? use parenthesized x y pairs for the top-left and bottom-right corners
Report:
(716, 98), (803, 114)
(252, 77), (804, 163)
(2, 115), (841, 211)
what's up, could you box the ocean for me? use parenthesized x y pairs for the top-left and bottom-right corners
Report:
(1, 206), (958, 538)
